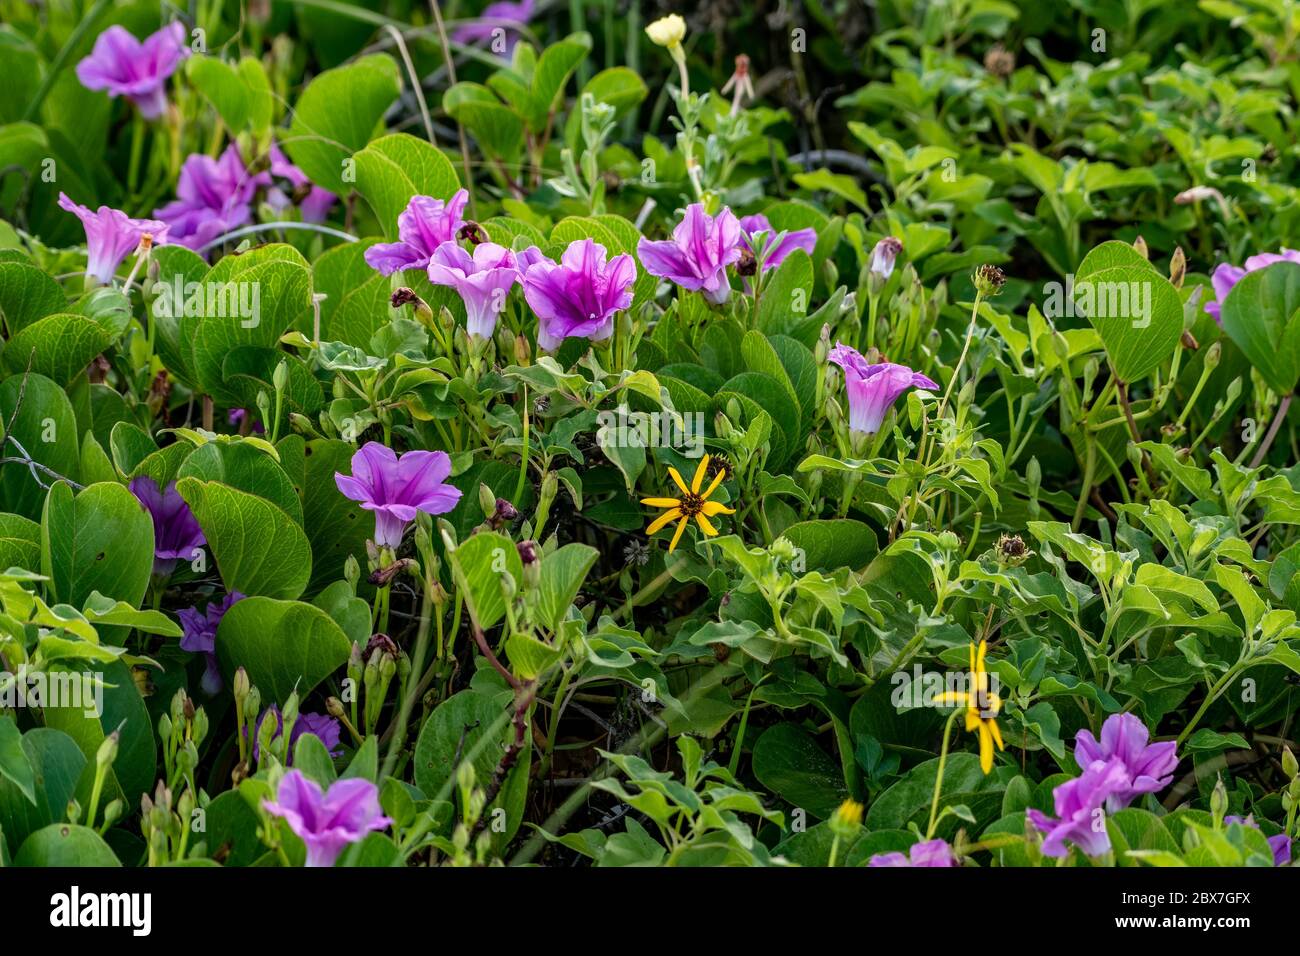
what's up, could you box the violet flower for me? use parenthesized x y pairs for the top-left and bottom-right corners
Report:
(425, 242), (522, 338)
(58, 193), (168, 286)
(263, 144), (337, 224)
(451, 0), (536, 56)
(1205, 249), (1300, 324)
(334, 442), (463, 549)
(522, 239), (636, 351)
(1226, 815), (1292, 867)
(739, 213), (816, 273)
(1074, 712), (1178, 811)
(128, 476), (205, 576)
(263, 770), (391, 867)
(637, 204), (742, 304)
(75, 23), (189, 120)
(1027, 757), (1130, 858)
(364, 191), (470, 275)
(155, 145), (261, 250)
(252, 706), (343, 763)
(178, 591), (243, 695)
(869, 236), (904, 280)
(868, 838), (956, 867)
(828, 342), (940, 436)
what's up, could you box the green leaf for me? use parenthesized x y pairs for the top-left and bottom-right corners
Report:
(186, 55), (273, 135)
(177, 477), (312, 599)
(1219, 260), (1300, 395)
(284, 54), (402, 195)
(215, 597), (351, 703)
(0, 718), (35, 806)
(0, 728), (85, 855)
(354, 133), (460, 237)
(0, 372), (81, 520)
(13, 823), (119, 866)
(1073, 241), (1183, 383)
(40, 481), (154, 609)
(313, 241), (393, 346)
(0, 512), (39, 569)
(535, 543), (599, 633)
(448, 530), (521, 631)
(0, 260), (65, 334)
(177, 441), (303, 525)
(751, 723), (848, 820)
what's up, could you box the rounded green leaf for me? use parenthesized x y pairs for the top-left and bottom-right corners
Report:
(215, 596), (352, 704)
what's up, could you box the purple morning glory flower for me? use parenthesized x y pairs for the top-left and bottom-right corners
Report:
(1027, 757), (1130, 858)
(426, 242), (522, 338)
(522, 239), (636, 351)
(334, 442), (463, 549)
(263, 144), (337, 224)
(869, 236), (904, 280)
(867, 838), (956, 867)
(178, 591), (243, 695)
(364, 190), (470, 275)
(75, 23), (189, 120)
(155, 145), (262, 250)
(1225, 816), (1291, 866)
(827, 342), (940, 436)
(251, 705), (343, 764)
(1074, 712), (1178, 811)
(739, 213), (816, 273)
(263, 769), (391, 867)
(1205, 249), (1300, 324)
(58, 193), (169, 286)
(638, 204), (743, 304)
(128, 476), (205, 576)
(451, 0), (536, 56)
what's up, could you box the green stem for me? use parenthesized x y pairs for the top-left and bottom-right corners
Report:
(926, 709), (962, 839)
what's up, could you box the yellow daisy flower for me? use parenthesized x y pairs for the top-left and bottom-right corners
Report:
(936, 640), (1004, 774)
(641, 454), (736, 552)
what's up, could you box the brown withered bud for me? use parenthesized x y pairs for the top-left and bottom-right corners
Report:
(369, 558), (416, 587)
(488, 497), (519, 530)
(711, 643), (731, 662)
(984, 44), (1015, 78)
(146, 370), (172, 422)
(1132, 235), (1149, 259)
(182, 695), (195, 721)
(457, 221), (488, 245)
(736, 248), (757, 277)
(390, 287), (420, 309)
(516, 540), (539, 565)
(602, 169), (622, 193)
(973, 264), (1006, 296)
(366, 633), (400, 659)
(88, 354), (111, 384)
(1169, 246), (1186, 289)
(1180, 330), (1199, 351)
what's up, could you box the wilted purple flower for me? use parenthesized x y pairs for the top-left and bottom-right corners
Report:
(178, 591), (243, 695)
(252, 706), (343, 763)
(426, 242), (521, 338)
(522, 239), (636, 351)
(1074, 712), (1178, 811)
(155, 145), (261, 250)
(451, 0), (536, 56)
(364, 191), (470, 275)
(263, 144), (337, 224)
(1205, 249), (1300, 324)
(263, 770), (391, 867)
(1225, 815), (1291, 867)
(828, 342), (940, 436)
(638, 204), (742, 304)
(58, 193), (168, 285)
(75, 23), (189, 119)
(228, 407), (264, 434)
(128, 476), (205, 576)
(869, 236), (904, 280)
(868, 838), (956, 867)
(739, 213), (816, 273)
(335, 442), (463, 548)
(1027, 757), (1129, 858)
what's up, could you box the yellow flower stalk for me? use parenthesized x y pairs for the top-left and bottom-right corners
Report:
(641, 454), (735, 552)
(936, 640), (1004, 774)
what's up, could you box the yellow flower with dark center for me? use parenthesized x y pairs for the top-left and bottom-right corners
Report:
(641, 454), (735, 552)
(936, 640), (1004, 774)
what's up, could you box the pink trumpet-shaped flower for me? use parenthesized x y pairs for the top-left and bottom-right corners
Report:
(637, 204), (743, 304)
(827, 342), (939, 436)
(522, 239), (636, 351)
(58, 193), (168, 285)
(739, 213), (816, 273)
(334, 442), (462, 548)
(1205, 248), (1300, 324)
(263, 770), (391, 868)
(364, 191), (470, 275)
(426, 242), (522, 339)
(75, 23), (190, 119)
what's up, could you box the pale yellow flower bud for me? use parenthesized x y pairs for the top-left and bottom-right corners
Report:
(645, 14), (686, 48)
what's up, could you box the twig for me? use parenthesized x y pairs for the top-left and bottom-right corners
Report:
(1250, 393), (1293, 468)
(428, 0), (478, 218)
(384, 25), (436, 144)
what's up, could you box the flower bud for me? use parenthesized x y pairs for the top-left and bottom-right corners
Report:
(1132, 235), (1149, 259)
(1283, 745), (1298, 779)
(391, 287), (434, 327)
(1169, 246), (1186, 289)
(645, 14), (686, 48)
(972, 264), (1006, 297)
